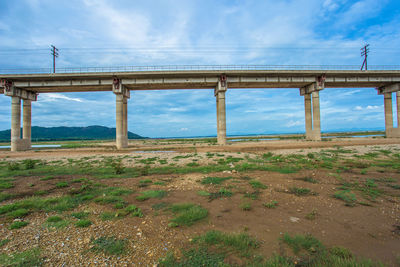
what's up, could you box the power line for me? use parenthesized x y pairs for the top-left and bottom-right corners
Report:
(360, 44), (369, 70)
(51, 45), (59, 73)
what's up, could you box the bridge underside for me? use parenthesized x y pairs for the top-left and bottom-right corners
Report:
(1, 69), (400, 151)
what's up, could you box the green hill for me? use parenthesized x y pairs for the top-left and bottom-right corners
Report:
(0, 126), (146, 141)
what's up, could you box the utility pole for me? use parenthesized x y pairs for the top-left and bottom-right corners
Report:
(360, 44), (369, 70)
(51, 45), (59, 73)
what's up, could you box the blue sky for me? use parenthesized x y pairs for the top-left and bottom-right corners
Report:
(0, 0), (399, 137)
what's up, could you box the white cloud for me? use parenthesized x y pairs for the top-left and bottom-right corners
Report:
(40, 93), (84, 102)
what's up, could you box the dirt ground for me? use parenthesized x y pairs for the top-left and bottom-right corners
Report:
(0, 138), (399, 266)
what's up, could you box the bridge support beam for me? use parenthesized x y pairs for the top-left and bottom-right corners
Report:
(300, 78), (324, 141)
(113, 79), (130, 149)
(215, 76), (227, 145)
(377, 84), (400, 138)
(4, 83), (37, 151)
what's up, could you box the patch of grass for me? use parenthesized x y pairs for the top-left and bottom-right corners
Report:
(243, 190), (260, 200)
(9, 221), (29, 229)
(158, 248), (226, 267)
(388, 184), (400, 190)
(47, 216), (63, 223)
(75, 219), (92, 228)
(100, 211), (116, 221)
(90, 236), (127, 255)
(169, 203), (208, 227)
(329, 246), (353, 259)
(153, 181), (166, 186)
(71, 211), (89, 219)
(39, 175), (55, 181)
(0, 248), (42, 266)
(136, 190), (167, 201)
(288, 187), (315, 196)
(152, 202), (170, 211)
(249, 180), (268, 189)
(240, 202), (252, 211)
(45, 216), (70, 229)
(263, 200), (278, 209)
(334, 190), (357, 206)
(0, 181), (14, 189)
(297, 177), (319, 184)
(7, 208), (29, 219)
(0, 192), (15, 202)
(209, 188), (233, 200)
(281, 233), (325, 255)
(200, 176), (232, 185)
(124, 204), (143, 217)
(7, 162), (20, 171)
(197, 190), (210, 197)
(22, 159), (37, 170)
(56, 182), (69, 188)
(139, 179), (152, 185)
(193, 230), (259, 257)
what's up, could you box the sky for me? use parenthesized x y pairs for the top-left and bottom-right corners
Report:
(0, 0), (400, 137)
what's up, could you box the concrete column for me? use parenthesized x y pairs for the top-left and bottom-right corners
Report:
(397, 91), (400, 128)
(216, 90), (227, 145)
(23, 100), (32, 150)
(116, 94), (124, 149)
(311, 91), (321, 141)
(384, 93), (394, 137)
(304, 94), (312, 139)
(122, 97), (128, 147)
(11, 96), (21, 152)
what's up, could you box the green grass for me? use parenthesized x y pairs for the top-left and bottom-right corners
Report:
(55, 182), (69, 188)
(240, 202), (252, 211)
(124, 204), (143, 217)
(305, 209), (318, 220)
(297, 177), (319, 184)
(136, 190), (167, 201)
(39, 175), (55, 181)
(288, 187), (315, 196)
(9, 221), (29, 229)
(7, 208), (29, 219)
(0, 192), (15, 202)
(197, 190), (211, 197)
(334, 190), (357, 206)
(193, 230), (259, 257)
(159, 248), (227, 267)
(263, 200), (278, 209)
(71, 211), (90, 219)
(152, 202), (170, 211)
(0, 181), (14, 189)
(249, 179), (268, 189)
(0, 239), (10, 247)
(209, 188), (233, 200)
(281, 233), (325, 255)
(75, 219), (92, 228)
(45, 216), (70, 229)
(169, 203), (208, 227)
(200, 176), (232, 185)
(100, 211), (116, 221)
(90, 236), (127, 255)
(0, 248), (42, 266)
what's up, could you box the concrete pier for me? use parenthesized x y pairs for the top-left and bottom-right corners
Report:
(115, 94), (124, 149)
(397, 91), (400, 128)
(304, 94), (313, 139)
(215, 78), (227, 145)
(122, 97), (128, 147)
(384, 93), (393, 137)
(22, 100), (32, 149)
(311, 91), (321, 140)
(11, 96), (21, 152)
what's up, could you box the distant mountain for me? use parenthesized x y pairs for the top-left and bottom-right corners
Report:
(0, 125), (146, 141)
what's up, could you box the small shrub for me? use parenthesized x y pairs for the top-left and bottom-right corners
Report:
(71, 211), (89, 219)
(100, 212), (116, 221)
(9, 221), (29, 229)
(330, 246), (353, 259)
(334, 190), (357, 206)
(90, 236), (127, 255)
(288, 187), (315, 196)
(305, 209), (318, 220)
(197, 190), (211, 197)
(75, 219), (92, 228)
(201, 176), (231, 185)
(23, 159), (36, 170)
(7, 162), (20, 171)
(298, 177), (319, 184)
(8, 208), (29, 219)
(111, 160), (125, 174)
(0, 181), (14, 190)
(125, 205), (143, 217)
(0, 248), (42, 266)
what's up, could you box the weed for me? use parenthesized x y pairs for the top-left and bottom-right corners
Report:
(47, 216), (63, 223)
(240, 202), (252, 211)
(0, 181), (13, 190)
(197, 190), (211, 197)
(136, 190), (167, 201)
(243, 190), (260, 200)
(298, 177), (319, 184)
(0, 192), (15, 202)
(40, 175), (55, 181)
(152, 202), (170, 211)
(249, 180), (268, 189)
(111, 160), (125, 174)
(200, 176), (231, 185)
(100, 212), (116, 221)
(75, 219), (92, 228)
(263, 200), (278, 209)
(281, 233), (325, 255)
(388, 184), (400, 190)
(56, 182), (69, 188)
(7, 162), (20, 171)
(169, 203), (208, 226)
(22, 159), (36, 170)
(7, 208), (29, 219)
(0, 239), (10, 247)
(329, 246), (353, 259)
(90, 236), (127, 255)
(71, 211), (89, 219)
(139, 179), (152, 185)
(45, 216), (70, 229)
(209, 188), (233, 200)
(0, 248), (42, 266)
(334, 190), (357, 206)
(9, 221), (29, 229)
(288, 187), (315, 196)
(124, 205), (143, 217)
(154, 181), (166, 186)
(158, 248), (226, 267)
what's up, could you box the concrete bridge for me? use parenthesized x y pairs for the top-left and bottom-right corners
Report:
(1, 66), (400, 151)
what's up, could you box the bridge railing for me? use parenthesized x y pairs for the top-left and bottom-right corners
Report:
(1, 65), (400, 74)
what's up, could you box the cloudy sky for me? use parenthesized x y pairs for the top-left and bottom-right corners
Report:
(0, 0), (399, 137)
